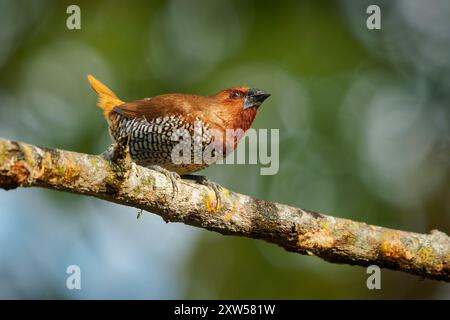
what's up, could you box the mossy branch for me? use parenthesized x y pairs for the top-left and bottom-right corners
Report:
(0, 137), (449, 281)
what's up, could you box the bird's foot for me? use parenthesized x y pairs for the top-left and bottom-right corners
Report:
(182, 175), (222, 208)
(148, 165), (181, 197)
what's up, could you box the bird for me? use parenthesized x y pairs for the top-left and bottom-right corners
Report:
(87, 75), (270, 205)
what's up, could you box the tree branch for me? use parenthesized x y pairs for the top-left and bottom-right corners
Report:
(0, 137), (449, 282)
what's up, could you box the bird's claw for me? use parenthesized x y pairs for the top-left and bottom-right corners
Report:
(148, 165), (181, 197)
(183, 175), (222, 208)
(207, 180), (222, 209)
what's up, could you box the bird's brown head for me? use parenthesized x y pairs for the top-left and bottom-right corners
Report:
(208, 86), (270, 131)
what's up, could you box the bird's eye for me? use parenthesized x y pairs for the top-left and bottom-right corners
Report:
(230, 90), (242, 99)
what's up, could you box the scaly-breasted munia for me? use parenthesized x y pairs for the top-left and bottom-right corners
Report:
(88, 75), (270, 204)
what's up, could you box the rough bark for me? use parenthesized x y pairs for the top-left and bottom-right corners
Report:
(0, 137), (449, 281)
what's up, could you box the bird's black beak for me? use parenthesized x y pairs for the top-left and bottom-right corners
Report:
(244, 88), (271, 109)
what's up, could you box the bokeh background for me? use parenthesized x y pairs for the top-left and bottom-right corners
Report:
(0, 0), (449, 299)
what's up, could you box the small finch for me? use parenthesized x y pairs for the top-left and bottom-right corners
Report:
(88, 75), (270, 204)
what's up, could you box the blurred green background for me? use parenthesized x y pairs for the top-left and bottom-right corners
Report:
(0, 0), (449, 299)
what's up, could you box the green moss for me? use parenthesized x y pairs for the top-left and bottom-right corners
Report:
(105, 172), (118, 185)
(58, 162), (67, 176)
(143, 175), (155, 186)
(21, 144), (36, 167)
(319, 219), (330, 229)
(0, 141), (7, 165)
(417, 247), (437, 266)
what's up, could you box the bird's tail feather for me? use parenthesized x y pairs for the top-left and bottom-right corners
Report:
(87, 75), (124, 118)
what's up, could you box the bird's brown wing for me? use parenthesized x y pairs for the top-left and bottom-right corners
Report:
(113, 94), (198, 121)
